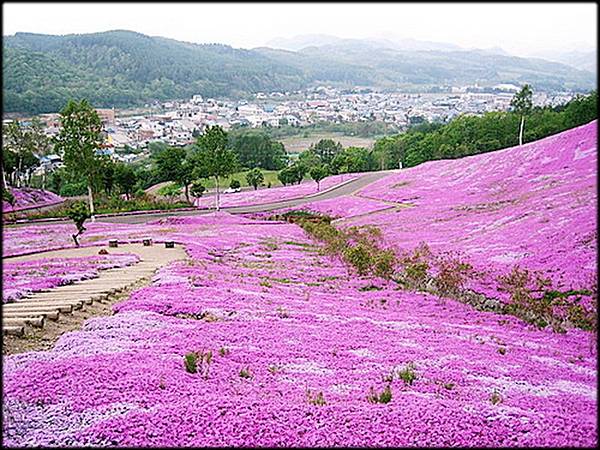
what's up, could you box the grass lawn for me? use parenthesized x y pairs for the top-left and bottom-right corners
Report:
(280, 133), (375, 154)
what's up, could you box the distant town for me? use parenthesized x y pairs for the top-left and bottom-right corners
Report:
(5, 84), (578, 173)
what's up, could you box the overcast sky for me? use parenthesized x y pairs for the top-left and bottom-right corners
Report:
(3, 2), (597, 56)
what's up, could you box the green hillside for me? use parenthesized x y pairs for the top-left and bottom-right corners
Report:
(3, 30), (596, 115)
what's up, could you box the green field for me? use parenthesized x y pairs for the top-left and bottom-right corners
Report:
(280, 133), (375, 154)
(146, 169), (307, 194)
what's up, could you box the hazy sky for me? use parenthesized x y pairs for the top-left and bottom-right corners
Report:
(3, 2), (597, 56)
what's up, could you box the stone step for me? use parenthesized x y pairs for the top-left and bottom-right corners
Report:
(3, 304), (74, 313)
(4, 316), (45, 328)
(3, 310), (60, 321)
(3, 325), (24, 336)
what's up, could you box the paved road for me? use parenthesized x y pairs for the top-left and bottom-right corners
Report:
(8, 170), (396, 226)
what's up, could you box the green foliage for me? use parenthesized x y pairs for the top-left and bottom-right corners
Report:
(55, 99), (104, 187)
(2, 119), (50, 188)
(67, 201), (91, 246)
(309, 139), (343, 165)
(510, 84), (533, 115)
(228, 130), (288, 170)
(157, 183), (182, 203)
(184, 352), (198, 374)
(372, 91), (597, 169)
(298, 220), (397, 280)
(397, 363), (417, 385)
(245, 167), (265, 190)
(367, 385), (393, 404)
(434, 252), (475, 298)
(229, 179), (241, 190)
(278, 164), (305, 186)
(190, 180), (206, 199)
(309, 165), (329, 190)
(397, 242), (433, 289)
(114, 163), (137, 199)
(497, 266), (596, 332)
(3, 188), (15, 205)
(3, 31), (595, 114)
(184, 350), (212, 377)
(195, 126), (238, 208)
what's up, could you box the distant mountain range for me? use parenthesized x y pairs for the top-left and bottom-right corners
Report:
(3, 30), (596, 115)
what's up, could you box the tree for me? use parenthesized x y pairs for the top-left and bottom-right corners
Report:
(67, 201), (91, 246)
(54, 99), (104, 220)
(510, 84), (533, 146)
(98, 158), (116, 195)
(153, 146), (195, 204)
(2, 120), (38, 188)
(309, 165), (329, 191)
(230, 179), (241, 190)
(310, 139), (343, 165)
(278, 164), (305, 186)
(157, 183), (182, 204)
(195, 125), (238, 210)
(114, 163), (137, 200)
(229, 130), (287, 170)
(246, 168), (264, 190)
(190, 180), (206, 205)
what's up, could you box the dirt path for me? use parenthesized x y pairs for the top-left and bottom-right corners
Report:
(2, 243), (187, 355)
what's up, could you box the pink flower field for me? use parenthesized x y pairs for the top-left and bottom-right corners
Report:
(3, 253), (140, 303)
(2, 187), (64, 213)
(2, 122), (597, 447)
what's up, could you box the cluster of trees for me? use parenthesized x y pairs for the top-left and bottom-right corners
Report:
(3, 88), (596, 217)
(2, 118), (51, 189)
(368, 89), (597, 169)
(277, 138), (375, 190)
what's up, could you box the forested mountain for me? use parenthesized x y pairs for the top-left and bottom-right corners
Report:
(3, 30), (596, 115)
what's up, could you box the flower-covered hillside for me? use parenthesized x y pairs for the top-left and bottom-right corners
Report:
(3, 214), (596, 446)
(2, 187), (64, 212)
(289, 121), (597, 297)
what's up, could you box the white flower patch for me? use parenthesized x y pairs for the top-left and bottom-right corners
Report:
(282, 360), (334, 375)
(530, 355), (596, 377)
(349, 348), (375, 358)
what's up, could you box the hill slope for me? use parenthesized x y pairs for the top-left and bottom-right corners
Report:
(3, 30), (596, 114)
(295, 120), (597, 301)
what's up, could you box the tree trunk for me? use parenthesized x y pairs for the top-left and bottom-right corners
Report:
(88, 184), (96, 222)
(317, 181), (320, 192)
(215, 177), (220, 211)
(17, 156), (22, 188)
(184, 183), (190, 204)
(519, 115), (525, 146)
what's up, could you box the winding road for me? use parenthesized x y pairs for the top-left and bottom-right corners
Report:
(9, 170), (396, 226)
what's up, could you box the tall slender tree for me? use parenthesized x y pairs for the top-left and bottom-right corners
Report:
(54, 99), (104, 221)
(510, 84), (533, 146)
(195, 125), (238, 210)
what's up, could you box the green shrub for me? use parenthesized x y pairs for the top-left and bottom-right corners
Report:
(434, 252), (474, 297)
(184, 352), (198, 374)
(67, 201), (91, 246)
(3, 188), (15, 205)
(397, 362), (417, 385)
(367, 385), (393, 404)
